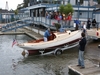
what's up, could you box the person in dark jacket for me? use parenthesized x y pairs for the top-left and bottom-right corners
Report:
(74, 18), (80, 30)
(92, 19), (97, 27)
(77, 32), (87, 69)
(87, 18), (91, 29)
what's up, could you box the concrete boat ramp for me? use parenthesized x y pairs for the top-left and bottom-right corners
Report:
(0, 27), (43, 40)
(68, 60), (100, 75)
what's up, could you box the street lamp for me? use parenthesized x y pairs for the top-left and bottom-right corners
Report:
(88, 0), (89, 19)
(78, 0), (80, 20)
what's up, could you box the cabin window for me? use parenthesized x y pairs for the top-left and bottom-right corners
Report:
(80, 13), (82, 15)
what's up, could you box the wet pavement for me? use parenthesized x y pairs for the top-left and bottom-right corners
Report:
(0, 35), (100, 75)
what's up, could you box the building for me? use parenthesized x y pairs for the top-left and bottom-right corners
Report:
(22, 0), (98, 21)
(93, 4), (100, 23)
(0, 9), (26, 23)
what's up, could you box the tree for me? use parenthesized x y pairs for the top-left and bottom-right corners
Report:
(59, 5), (64, 14)
(64, 3), (74, 16)
(14, 9), (18, 15)
(59, 3), (74, 16)
(59, 3), (74, 27)
(14, 9), (18, 21)
(23, 0), (29, 7)
(17, 3), (24, 10)
(97, 0), (100, 4)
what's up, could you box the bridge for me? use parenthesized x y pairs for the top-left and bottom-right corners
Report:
(0, 17), (76, 32)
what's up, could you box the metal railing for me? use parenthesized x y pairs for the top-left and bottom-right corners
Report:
(1, 17), (100, 32)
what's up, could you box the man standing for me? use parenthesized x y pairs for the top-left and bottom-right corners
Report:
(92, 19), (97, 28)
(74, 18), (80, 30)
(87, 18), (91, 29)
(77, 32), (87, 69)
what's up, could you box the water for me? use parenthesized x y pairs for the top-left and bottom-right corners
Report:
(0, 34), (80, 75)
(0, 35), (100, 75)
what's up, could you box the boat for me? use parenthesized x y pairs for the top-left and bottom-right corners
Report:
(17, 30), (82, 55)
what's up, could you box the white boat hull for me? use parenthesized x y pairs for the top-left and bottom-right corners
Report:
(17, 30), (82, 51)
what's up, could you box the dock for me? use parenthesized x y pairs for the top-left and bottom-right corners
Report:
(0, 27), (43, 40)
(68, 60), (100, 75)
(0, 31), (25, 35)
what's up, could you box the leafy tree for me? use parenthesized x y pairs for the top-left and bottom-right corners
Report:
(97, 0), (100, 4)
(63, 6), (69, 16)
(59, 3), (74, 26)
(14, 9), (18, 20)
(14, 9), (18, 15)
(59, 3), (74, 16)
(59, 5), (64, 14)
(54, 23), (61, 31)
(23, 0), (29, 7)
(64, 3), (74, 16)
(17, 3), (24, 10)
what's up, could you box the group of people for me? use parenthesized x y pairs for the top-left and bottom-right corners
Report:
(43, 18), (98, 69)
(74, 18), (97, 34)
(73, 19), (87, 69)
(87, 18), (97, 29)
(46, 12), (72, 28)
(43, 27), (87, 69)
(76, 18), (97, 69)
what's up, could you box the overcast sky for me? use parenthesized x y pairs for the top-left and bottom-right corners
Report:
(0, 0), (23, 10)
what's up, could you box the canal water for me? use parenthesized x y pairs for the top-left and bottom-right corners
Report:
(0, 34), (100, 75)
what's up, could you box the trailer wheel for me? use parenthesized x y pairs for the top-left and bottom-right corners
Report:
(55, 50), (62, 55)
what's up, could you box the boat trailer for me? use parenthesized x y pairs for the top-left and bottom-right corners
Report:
(41, 41), (79, 55)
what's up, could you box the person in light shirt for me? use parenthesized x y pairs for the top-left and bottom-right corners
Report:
(82, 22), (87, 33)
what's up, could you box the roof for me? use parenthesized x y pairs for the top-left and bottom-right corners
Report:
(0, 9), (24, 13)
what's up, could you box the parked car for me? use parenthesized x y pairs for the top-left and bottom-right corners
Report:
(87, 28), (100, 39)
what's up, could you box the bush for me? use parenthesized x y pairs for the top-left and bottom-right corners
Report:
(54, 23), (61, 31)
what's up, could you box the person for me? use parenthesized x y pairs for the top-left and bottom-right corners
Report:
(57, 13), (62, 24)
(77, 32), (87, 69)
(66, 13), (72, 28)
(58, 25), (65, 32)
(92, 19), (97, 28)
(74, 18), (80, 30)
(82, 22), (87, 33)
(87, 18), (91, 29)
(44, 28), (51, 42)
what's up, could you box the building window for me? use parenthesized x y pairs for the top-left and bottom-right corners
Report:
(80, 0), (83, 4)
(80, 12), (82, 15)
